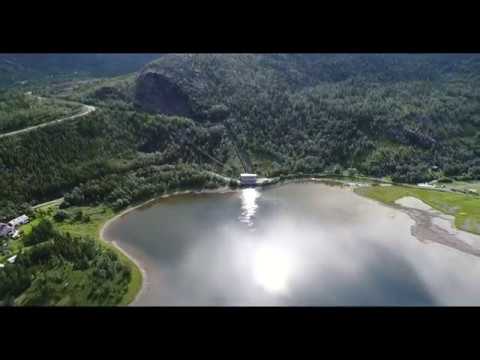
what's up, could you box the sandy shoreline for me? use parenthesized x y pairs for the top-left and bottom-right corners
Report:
(100, 213), (148, 306)
(359, 194), (480, 258)
(395, 197), (480, 257)
(99, 186), (237, 306)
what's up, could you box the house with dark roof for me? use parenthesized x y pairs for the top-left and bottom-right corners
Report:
(0, 223), (14, 238)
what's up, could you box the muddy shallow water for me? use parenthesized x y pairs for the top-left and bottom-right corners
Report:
(104, 183), (480, 306)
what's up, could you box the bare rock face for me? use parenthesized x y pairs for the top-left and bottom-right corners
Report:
(93, 86), (128, 101)
(134, 71), (192, 117)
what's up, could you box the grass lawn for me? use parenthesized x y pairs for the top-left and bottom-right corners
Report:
(355, 185), (480, 235)
(445, 180), (480, 193)
(53, 205), (142, 305)
(16, 203), (142, 306)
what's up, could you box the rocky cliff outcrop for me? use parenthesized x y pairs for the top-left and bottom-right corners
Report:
(134, 71), (192, 116)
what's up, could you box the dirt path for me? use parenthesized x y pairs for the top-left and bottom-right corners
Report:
(32, 197), (64, 210)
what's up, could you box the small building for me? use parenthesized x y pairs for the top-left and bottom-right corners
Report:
(417, 183), (435, 188)
(8, 214), (29, 228)
(0, 223), (14, 238)
(240, 173), (257, 186)
(7, 255), (17, 264)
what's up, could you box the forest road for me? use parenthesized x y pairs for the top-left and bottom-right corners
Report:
(0, 103), (96, 139)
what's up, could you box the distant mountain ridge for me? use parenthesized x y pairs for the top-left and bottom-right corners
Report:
(0, 54), (162, 87)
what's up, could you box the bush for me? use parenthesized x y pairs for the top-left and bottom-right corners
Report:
(332, 165), (343, 175)
(204, 181), (218, 189)
(23, 219), (56, 246)
(346, 168), (359, 177)
(73, 210), (83, 222)
(438, 177), (453, 183)
(53, 210), (69, 222)
(59, 201), (69, 209)
(112, 198), (129, 211)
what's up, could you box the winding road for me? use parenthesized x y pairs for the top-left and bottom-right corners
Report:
(0, 102), (96, 139)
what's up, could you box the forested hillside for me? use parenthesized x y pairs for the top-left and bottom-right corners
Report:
(71, 54), (480, 183)
(0, 108), (235, 221)
(0, 90), (83, 133)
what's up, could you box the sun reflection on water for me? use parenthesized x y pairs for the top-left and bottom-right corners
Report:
(252, 245), (294, 294)
(239, 188), (260, 228)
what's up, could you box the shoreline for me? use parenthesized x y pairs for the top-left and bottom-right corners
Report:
(98, 185), (237, 305)
(99, 210), (148, 306)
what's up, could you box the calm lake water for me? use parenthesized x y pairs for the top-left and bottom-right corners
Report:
(104, 182), (480, 306)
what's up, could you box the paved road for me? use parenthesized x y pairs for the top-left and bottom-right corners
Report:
(0, 103), (96, 139)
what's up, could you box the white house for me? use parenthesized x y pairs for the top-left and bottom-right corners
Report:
(417, 183), (435, 188)
(8, 214), (29, 228)
(240, 173), (257, 186)
(7, 255), (17, 264)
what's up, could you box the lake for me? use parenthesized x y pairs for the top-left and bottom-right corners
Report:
(103, 182), (480, 306)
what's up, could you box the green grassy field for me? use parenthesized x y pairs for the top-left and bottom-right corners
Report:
(445, 180), (480, 193)
(6, 203), (142, 306)
(53, 205), (142, 305)
(355, 185), (480, 235)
